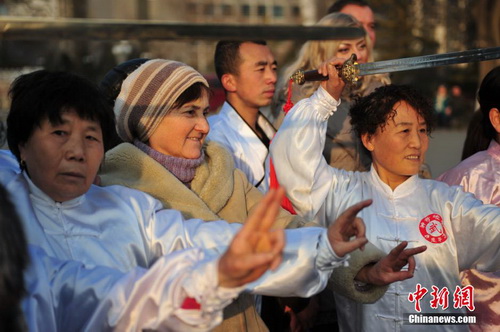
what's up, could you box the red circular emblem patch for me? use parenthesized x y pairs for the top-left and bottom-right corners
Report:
(419, 214), (447, 243)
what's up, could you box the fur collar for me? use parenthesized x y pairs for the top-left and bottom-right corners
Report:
(100, 141), (235, 221)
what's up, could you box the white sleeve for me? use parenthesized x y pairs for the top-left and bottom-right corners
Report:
(24, 246), (240, 332)
(146, 208), (347, 299)
(270, 87), (341, 222)
(247, 227), (349, 298)
(0, 150), (21, 184)
(121, 187), (349, 301)
(148, 208), (241, 256)
(111, 187), (241, 259)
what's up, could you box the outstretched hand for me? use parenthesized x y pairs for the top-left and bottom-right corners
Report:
(328, 200), (371, 258)
(356, 241), (427, 286)
(217, 188), (286, 288)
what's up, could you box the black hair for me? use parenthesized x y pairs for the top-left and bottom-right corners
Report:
(0, 120), (6, 147)
(99, 58), (150, 108)
(461, 110), (491, 160)
(477, 66), (500, 141)
(350, 84), (435, 140)
(7, 70), (116, 165)
(214, 40), (267, 82)
(99, 58), (150, 148)
(328, 0), (370, 13)
(0, 183), (29, 331)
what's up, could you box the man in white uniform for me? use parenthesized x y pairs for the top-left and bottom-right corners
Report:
(208, 40), (277, 192)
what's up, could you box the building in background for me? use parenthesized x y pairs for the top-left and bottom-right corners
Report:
(0, 0), (498, 107)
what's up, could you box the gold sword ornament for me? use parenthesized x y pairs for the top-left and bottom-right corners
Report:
(290, 47), (500, 85)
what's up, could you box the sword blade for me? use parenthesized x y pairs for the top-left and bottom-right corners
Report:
(357, 47), (500, 76)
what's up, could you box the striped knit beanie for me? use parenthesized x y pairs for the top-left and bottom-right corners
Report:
(114, 59), (208, 142)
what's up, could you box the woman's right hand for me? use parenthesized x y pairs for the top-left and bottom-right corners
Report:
(317, 57), (347, 101)
(217, 188), (285, 288)
(327, 199), (371, 258)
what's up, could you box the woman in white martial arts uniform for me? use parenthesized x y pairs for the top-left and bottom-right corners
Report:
(0, 178), (293, 332)
(1, 69), (424, 330)
(25, 246), (254, 332)
(270, 58), (500, 332)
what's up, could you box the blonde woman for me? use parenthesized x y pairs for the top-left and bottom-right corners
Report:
(274, 12), (390, 172)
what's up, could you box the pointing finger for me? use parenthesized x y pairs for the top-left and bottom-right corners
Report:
(339, 199), (373, 225)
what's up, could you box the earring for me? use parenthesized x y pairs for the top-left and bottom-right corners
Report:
(20, 159), (26, 170)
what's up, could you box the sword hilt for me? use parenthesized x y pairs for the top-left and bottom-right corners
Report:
(290, 53), (360, 85)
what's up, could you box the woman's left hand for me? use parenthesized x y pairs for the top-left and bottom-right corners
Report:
(356, 241), (427, 286)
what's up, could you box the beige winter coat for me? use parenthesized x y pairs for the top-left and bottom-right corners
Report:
(101, 141), (303, 228)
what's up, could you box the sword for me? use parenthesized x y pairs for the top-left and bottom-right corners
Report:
(290, 47), (500, 85)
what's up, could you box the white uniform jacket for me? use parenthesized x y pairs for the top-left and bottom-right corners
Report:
(270, 87), (500, 332)
(207, 102), (275, 192)
(24, 246), (239, 332)
(0, 152), (346, 330)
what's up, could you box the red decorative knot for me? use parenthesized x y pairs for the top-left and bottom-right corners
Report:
(269, 158), (296, 214)
(181, 297), (201, 310)
(283, 79), (294, 114)
(268, 78), (297, 214)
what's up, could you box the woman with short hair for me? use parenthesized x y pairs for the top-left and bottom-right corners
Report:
(271, 58), (500, 332)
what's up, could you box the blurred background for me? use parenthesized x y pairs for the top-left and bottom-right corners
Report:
(0, 0), (499, 177)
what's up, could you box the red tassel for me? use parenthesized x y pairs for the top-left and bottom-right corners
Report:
(283, 79), (294, 114)
(269, 157), (296, 214)
(181, 297), (201, 310)
(268, 78), (296, 214)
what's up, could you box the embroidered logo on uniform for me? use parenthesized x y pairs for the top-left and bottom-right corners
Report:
(419, 214), (447, 243)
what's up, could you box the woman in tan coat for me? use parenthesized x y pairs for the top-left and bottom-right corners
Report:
(98, 58), (423, 332)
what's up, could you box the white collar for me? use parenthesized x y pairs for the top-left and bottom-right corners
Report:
(23, 171), (85, 207)
(368, 165), (420, 198)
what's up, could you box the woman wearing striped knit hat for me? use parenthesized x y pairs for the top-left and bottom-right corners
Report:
(98, 58), (421, 332)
